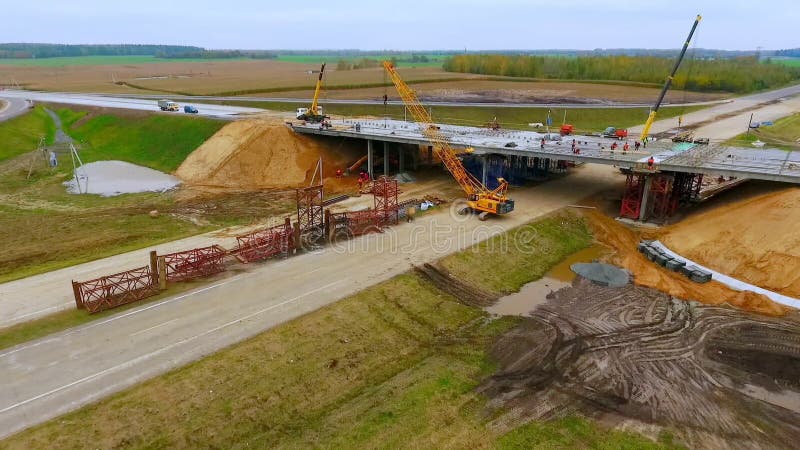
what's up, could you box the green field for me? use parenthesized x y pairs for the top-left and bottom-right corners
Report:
(726, 111), (800, 149)
(771, 57), (800, 67)
(0, 55), (253, 67)
(276, 53), (448, 68)
(0, 213), (679, 449)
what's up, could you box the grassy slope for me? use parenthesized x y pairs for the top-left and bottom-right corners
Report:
(0, 108), (273, 283)
(440, 213), (593, 294)
(726, 112), (800, 150)
(0, 213), (679, 449)
(235, 100), (702, 133)
(0, 106), (54, 162)
(59, 108), (224, 172)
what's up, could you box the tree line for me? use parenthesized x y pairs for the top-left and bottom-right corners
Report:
(156, 50), (276, 59)
(442, 54), (800, 93)
(0, 44), (202, 59)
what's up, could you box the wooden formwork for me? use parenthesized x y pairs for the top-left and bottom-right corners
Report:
(72, 266), (159, 314)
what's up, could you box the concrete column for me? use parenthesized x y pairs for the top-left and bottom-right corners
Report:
(398, 146), (405, 172)
(427, 145), (433, 164)
(482, 155), (489, 186)
(639, 175), (653, 221)
(367, 140), (374, 180)
(383, 142), (389, 176)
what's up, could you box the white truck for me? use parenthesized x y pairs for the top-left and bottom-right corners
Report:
(158, 99), (180, 112)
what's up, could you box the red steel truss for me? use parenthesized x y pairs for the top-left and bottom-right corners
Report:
(297, 184), (324, 235)
(328, 210), (383, 239)
(373, 176), (399, 226)
(619, 173), (646, 219)
(649, 174), (675, 221)
(161, 245), (227, 282)
(233, 220), (294, 263)
(72, 266), (159, 314)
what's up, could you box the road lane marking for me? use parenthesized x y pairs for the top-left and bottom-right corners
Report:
(0, 274), (248, 360)
(129, 319), (179, 337)
(0, 278), (348, 414)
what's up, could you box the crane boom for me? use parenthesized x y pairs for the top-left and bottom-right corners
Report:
(639, 14), (702, 142)
(310, 63), (326, 116)
(383, 61), (513, 218)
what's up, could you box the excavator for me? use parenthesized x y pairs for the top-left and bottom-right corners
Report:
(383, 61), (514, 220)
(296, 63), (328, 123)
(639, 15), (702, 142)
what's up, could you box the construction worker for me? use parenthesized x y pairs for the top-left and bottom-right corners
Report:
(611, 142), (618, 151)
(623, 142), (629, 153)
(335, 168), (343, 178)
(635, 141), (641, 151)
(571, 139), (576, 153)
(647, 156), (655, 169)
(540, 138), (545, 149)
(383, 94), (388, 105)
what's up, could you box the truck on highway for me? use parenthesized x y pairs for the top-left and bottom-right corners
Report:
(184, 105), (198, 114)
(158, 99), (180, 112)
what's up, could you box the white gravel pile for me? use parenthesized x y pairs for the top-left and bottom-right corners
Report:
(65, 160), (181, 196)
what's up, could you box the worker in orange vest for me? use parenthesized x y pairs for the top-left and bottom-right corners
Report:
(611, 142), (618, 151)
(623, 142), (629, 153)
(647, 156), (655, 169)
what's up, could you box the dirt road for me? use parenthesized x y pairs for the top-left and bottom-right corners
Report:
(0, 165), (622, 439)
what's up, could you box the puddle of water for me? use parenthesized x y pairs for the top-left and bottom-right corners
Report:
(485, 245), (608, 316)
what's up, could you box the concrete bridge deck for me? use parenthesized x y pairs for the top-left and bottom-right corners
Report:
(293, 118), (800, 183)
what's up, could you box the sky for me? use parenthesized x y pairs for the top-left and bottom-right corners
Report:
(0, 0), (797, 51)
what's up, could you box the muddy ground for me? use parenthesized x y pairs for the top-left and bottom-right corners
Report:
(480, 277), (800, 449)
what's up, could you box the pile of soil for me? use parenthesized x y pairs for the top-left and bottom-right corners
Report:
(175, 119), (361, 192)
(584, 210), (786, 316)
(661, 187), (800, 299)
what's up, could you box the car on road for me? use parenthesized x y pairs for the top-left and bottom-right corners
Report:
(184, 105), (198, 114)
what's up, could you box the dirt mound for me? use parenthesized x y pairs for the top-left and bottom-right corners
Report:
(584, 210), (786, 316)
(176, 119), (360, 192)
(661, 187), (800, 299)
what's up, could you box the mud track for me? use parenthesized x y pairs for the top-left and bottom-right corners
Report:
(480, 278), (800, 449)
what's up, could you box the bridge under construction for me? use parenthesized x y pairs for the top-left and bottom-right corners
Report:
(293, 118), (800, 222)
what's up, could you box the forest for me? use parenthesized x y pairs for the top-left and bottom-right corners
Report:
(443, 54), (800, 93)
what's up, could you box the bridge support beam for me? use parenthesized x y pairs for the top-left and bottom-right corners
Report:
(639, 175), (654, 221)
(383, 142), (389, 176)
(481, 155), (488, 186)
(367, 140), (374, 180)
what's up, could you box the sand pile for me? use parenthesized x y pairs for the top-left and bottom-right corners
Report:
(660, 187), (800, 300)
(585, 210), (786, 316)
(176, 120), (359, 191)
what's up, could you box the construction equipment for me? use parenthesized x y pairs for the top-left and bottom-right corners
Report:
(157, 99), (180, 112)
(603, 126), (628, 139)
(383, 61), (514, 219)
(639, 14), (702, 142)
(296, 63), (327, 122)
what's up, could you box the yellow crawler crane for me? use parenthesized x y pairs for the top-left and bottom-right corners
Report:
(383, 61), (514, 219)
(296, 63), (327, 122)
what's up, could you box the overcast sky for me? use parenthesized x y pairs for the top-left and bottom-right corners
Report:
(0, 0), (797, 51)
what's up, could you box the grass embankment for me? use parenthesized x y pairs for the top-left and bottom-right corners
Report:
(726, 112), (800, 150)
(0, 108), (289, 283)
(234, 100), (702, 133)
(1, 213), (678, 449)
(57, 107), (223, 172)
(0, 106), (54, 162)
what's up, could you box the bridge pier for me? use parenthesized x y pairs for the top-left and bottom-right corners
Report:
(481, 155), (488, 186)
(367, 140), (374, 180)
(383, 142), (389, 176)
(399, 145), (405, 172)
(620, 171), (703, 222)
